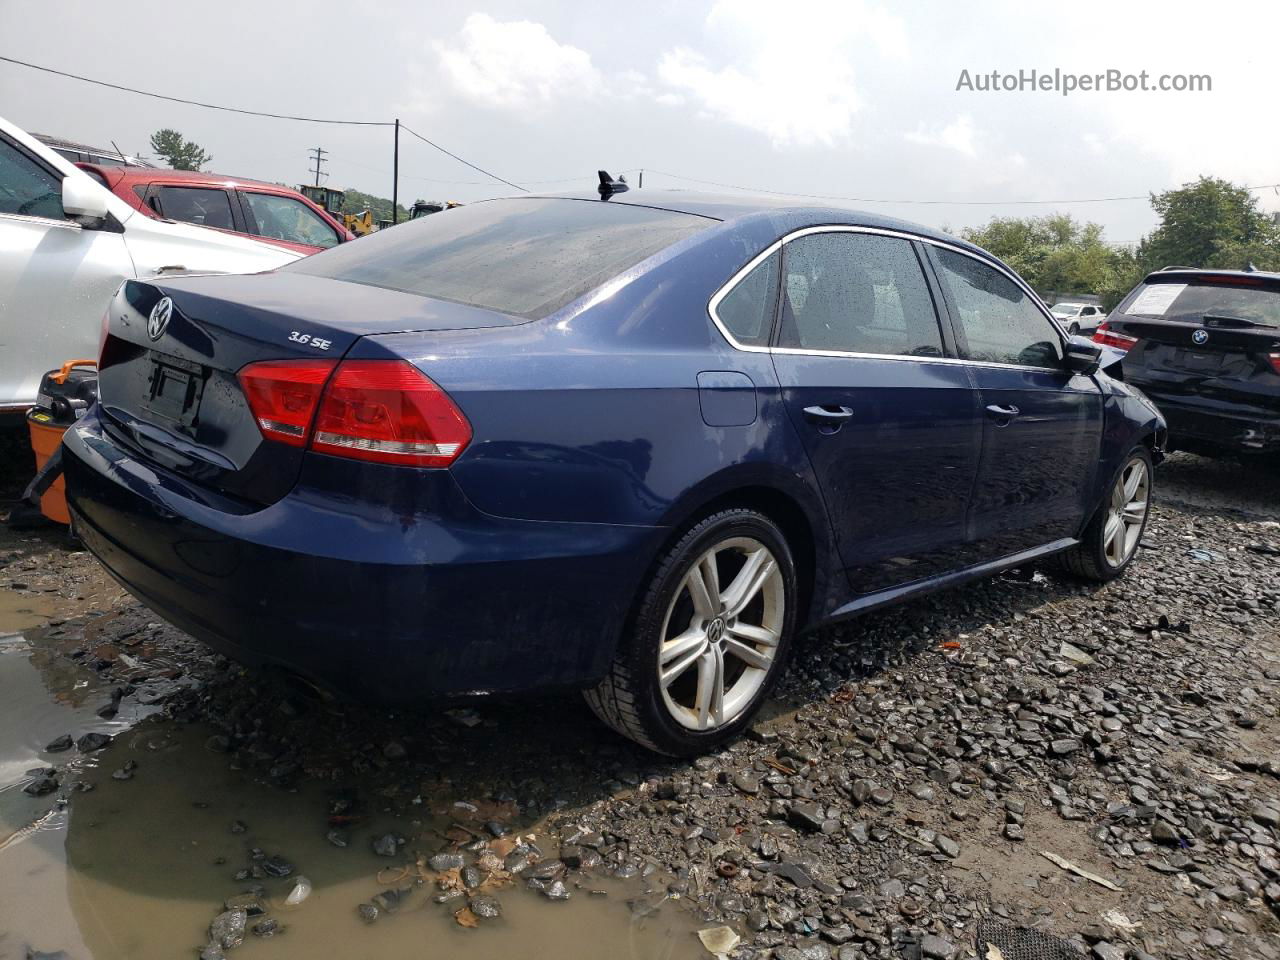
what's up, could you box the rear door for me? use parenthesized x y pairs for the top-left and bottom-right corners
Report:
(928, 246), (1102, 559)
(146, 184), (242, 234)
(767, 229), (984, 595)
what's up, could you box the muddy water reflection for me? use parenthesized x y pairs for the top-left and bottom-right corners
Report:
(0, 634), (702, 960)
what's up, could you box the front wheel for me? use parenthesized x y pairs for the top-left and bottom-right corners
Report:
(1052, 446), (1153, 582)
(584, 509), (797, 755)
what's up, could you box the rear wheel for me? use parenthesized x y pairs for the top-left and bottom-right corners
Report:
(584, 509), (797, 755)
(1052, 446), (1153, 582)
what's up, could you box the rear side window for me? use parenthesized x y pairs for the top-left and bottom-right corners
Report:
(0, 137), (64, 220)
(777, 232), (945, 357)
(715, 249), (779, 347)
(287, 198), (711, 319)
(242, 191), (340, 249)
(152, 186), (235, 230)
(1120, 279), (1280, 326)
(933, 248), (1062, 368)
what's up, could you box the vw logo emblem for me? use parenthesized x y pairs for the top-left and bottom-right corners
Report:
(147, 297), (173, 341)
(707, 617), (726, 645)
(1191, 329), (1209, 345)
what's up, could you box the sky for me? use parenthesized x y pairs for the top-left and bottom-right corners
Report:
(2, 0), (1277, 244)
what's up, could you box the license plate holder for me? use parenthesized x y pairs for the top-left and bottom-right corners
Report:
(144, 353), (204, 430)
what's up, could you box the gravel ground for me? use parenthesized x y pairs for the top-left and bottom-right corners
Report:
(2, 451), (1278, 959)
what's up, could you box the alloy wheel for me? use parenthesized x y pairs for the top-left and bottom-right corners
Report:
(657, 536), (785, 731)
(1103, 457), (1149, 567)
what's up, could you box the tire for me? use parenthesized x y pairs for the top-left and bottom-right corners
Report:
(1068, 322), (1080, 337)
(1051, 446), (1154, 582)
(584, 508), (798, 755)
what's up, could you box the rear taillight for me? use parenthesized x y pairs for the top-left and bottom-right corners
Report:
(239, 359), (338, 447)
(1268, 353), (1280, 375)
(1092, 320), (1137, 351)
(311, 360), (471, 467)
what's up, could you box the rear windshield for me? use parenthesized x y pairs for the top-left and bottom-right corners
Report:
(286, 198), (712, 319)
(1119, 278), (1280, 327)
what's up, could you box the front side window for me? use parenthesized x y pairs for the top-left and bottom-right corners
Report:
(243, 192), (340, 249)
(715, 249), (779, 347)
(934, 248), (1062, 367)
(0, 138), (64, 220)
(151, 186), (235, 230)
(777, 232), (944, 357)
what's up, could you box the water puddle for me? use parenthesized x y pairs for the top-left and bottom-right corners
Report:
(0, 629), (704, 960)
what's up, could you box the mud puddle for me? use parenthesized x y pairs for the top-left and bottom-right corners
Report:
(0, 629), (704, 960)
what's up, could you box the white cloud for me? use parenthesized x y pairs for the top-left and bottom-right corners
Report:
(434, 13), (599, 110)
(654, 0), (907, 148)
(905, 115), (978, 157)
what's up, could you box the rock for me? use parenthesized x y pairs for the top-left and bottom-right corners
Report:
(1091, 943), (1125, 960)
(223, 894), (265, 917)
(76, 732), (111, 752)
(933, 834), (960, 858)
(1049, 738), (1082, 756)
(251, 918), (279, 937)
(789, 802), (827, 832)
(261, 855), (293, 877)
(468, 894), (502, 919)
(382, 741), (407, 760)
(733, 771), (761, 795)
(45, 734), (73, 753)
(1151, 820), (1180, 845)
(920, 934), (956, 959)
(372, 834), (400, 858)
(199, 945), (225, 960)
(1004, 823), (1025, 841)
(429, 852), (464, 871)
(356, 902), (378, 924)
(209, 909), (247, 950)
(23, 776), (57, 797)
(325, 829), (348, 848)
(543, 879), (570, 900)
(1251, 805), (1280, 828)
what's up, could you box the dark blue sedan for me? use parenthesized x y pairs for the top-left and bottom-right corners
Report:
(63, 190), (1165, 754)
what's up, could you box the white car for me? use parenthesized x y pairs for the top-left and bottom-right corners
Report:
(1050, 301), (1107, 336)
(0, 115), (300, 415)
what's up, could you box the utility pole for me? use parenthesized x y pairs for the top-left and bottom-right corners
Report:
(308, 147), (328, 187)
(639, 169), (644, 189)
(392, 119), (400, 225)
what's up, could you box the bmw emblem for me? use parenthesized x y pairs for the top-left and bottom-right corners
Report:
(1191, 329), (1209, 345)
(148, 297), (173, 341)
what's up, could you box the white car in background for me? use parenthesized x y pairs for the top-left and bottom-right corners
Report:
(0, 115), (299, 416)
(1050, 301), (1107, 336)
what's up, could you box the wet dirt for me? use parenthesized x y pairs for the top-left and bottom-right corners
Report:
(0, 616), (703, 960)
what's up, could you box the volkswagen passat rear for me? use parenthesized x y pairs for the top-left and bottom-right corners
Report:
(65, 192), (1164, 755)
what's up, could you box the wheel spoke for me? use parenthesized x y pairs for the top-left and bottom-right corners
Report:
(1123, 463), (1145, 501)
(660, 629), (706, 688)
(726, 622), (779, 647)
(685, 563), (718, 618)
(1103, 513), (1122, 553)
(695, 647), (725, 729)
(722, 549), (775, 618)
(724, 638), (773, 670)
(698, 553), (721, 612)
(1122, 500), (1147, 523)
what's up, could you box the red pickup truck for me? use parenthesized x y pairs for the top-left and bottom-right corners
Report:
(76, 164), (355, 256)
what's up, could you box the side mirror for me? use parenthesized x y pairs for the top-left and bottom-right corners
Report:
(62, 175), (111, 228)
(1064, 335), (1102, 375)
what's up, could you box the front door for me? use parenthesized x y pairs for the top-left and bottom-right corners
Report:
(769, 230), (985, 595)
(927, 246), (1103, 558)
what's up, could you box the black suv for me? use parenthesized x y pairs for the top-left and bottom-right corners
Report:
(1096, 268), (1280, 457)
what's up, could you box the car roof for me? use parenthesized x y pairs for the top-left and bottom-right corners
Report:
(534, 188), (992, 259)
(95, 164), (300, 194)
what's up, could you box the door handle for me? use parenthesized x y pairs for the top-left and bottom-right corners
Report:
(803, 405), (855, 424)
(984, 403), (1020, 421)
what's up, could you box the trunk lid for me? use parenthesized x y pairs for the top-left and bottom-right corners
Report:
(97, 272), (522, 505)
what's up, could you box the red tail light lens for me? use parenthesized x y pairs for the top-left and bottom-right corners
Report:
(310, 360), (471, 467)
(1092, 320), (1137, 351)
(239, 359), (338, 447)
(1268, 353), (1280, 375)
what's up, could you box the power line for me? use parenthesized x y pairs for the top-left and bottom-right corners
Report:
(398, 123), (526, 192)
(639, 168), (1280, 207)
(0, 55), (393, 126)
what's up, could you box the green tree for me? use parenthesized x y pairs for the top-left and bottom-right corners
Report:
(149, 129), (212, 171)
(960, 214), (1134, 304)
(1139, 176), (1280, 272)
